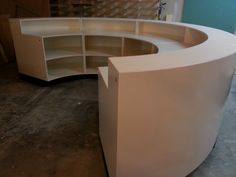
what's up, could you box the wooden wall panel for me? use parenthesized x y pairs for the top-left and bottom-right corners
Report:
(49, 0), (161, 19)
(0, 15), (15, 62)
(92, 0), (160, 19)
(0, 0), (50, 63)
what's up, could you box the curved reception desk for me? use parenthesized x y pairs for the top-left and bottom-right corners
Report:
(10, 18), (236, 177)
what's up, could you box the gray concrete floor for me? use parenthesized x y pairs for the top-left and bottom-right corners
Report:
(0, 63), (236, 177)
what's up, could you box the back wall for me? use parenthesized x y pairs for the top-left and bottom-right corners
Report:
(182, 0), (236, 33)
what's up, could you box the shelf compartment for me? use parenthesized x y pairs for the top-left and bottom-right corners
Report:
(47, 56), (84, 80)
(44, 35), (82, 60)
(45, 47), (83, 60)
(85, 36), (122, 56)
(86, 56), (108, 74)
(124, 38), (158, 56)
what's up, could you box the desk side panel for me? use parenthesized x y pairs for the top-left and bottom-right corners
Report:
(10, 19), (48, 80)
(99, 63), (119, 177)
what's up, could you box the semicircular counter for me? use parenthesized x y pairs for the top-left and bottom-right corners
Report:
(10, 18), (236, 177)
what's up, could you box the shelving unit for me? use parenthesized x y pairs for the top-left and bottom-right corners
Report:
(10, 17), (202, 81)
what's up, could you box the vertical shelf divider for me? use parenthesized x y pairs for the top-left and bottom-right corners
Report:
(81, 18), (86, 73)
(42, 37), (49, 81)
(82, 34), (86, 72)
(121, 37), (125, 56)
(135, 21), (139, 35)
(151, 44), (155, 53)
(80, 18), (83, 33)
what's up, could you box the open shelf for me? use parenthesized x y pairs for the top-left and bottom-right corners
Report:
(124, 38), (158, 56)
(44, 35), (83, 60)
(85, 56), (108, 74)
(47, 56), (84, 80)
(85, 36), (122, 56)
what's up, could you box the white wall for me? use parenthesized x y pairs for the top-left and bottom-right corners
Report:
(162, 0), (184, 22)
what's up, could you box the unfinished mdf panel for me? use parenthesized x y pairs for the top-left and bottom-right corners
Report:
(85, 36), (122, 56)
(20, 18), (81, 35)
(82, 19), (136, 34)
(10, 19), (48, 80)
(184, 28), (208, 46)
(10, 17), (236, 177)
(47, 56), (84, 80)
(17, 36), (47, 80)
(44, 35), (83, 60)
(123, 38), (158, 56)
(138, 22), (186, 41)
(99, 62), (120, 177)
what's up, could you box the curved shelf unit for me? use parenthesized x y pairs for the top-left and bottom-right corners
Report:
(10, 17), (202, 81)
(10, 17), (236, 177)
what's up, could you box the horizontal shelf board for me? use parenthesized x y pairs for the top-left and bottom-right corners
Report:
(24, 30), (82, 37)
(85, 50), (118, 57)
(48, 69), (84, 81)
(156, 42), (190, 53)
(47, 59), (84, 80)
(86, 68), (99, 74)
(85, 50), (116, 57)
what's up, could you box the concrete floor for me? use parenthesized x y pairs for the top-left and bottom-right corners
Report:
(0, 63), (236, 177)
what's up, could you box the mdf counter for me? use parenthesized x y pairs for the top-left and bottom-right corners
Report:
(10, 18), (236, 177)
